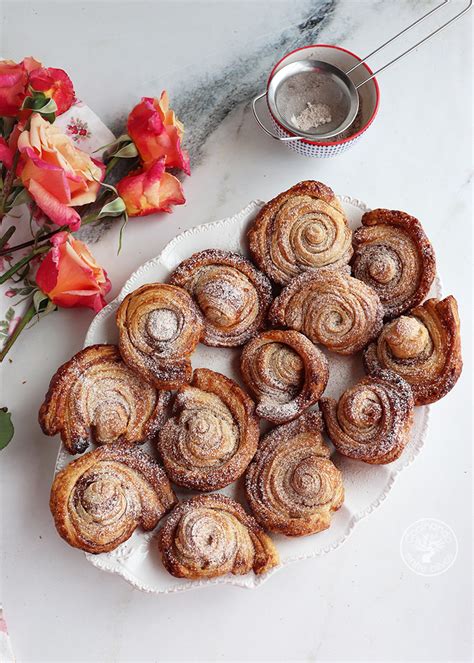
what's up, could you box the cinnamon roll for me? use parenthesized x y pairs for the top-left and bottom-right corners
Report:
(116, 283), (203, 389)
(248, 180), (352, 286)
(245, 412), (344, 536)
(363, 296), (462, 405)
(320, 371), (414, 464)
(50, 445), (176, 554)
(168, 249), (272, 347)
(269, 268), (383, 355)
(157, 368), (259, 491)
(158, 494), (279, 579)
(352, 209), (436, 319)
(240, 329), (329, 423)
(39, 344), (169, 455)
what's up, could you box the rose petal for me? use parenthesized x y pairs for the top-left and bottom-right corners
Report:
(27, 179), (81, 229)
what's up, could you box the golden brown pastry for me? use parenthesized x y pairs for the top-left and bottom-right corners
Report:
(168, 249), (272, 347)
(245, 412), (344, 536)
(39, 344), (169, 455)
(363, 296), (462, 405)
(157, 368), (259, 491)
(320, 370), (414, 464)
(352, 209), (436, 319)
(158, 493), (279, 579)
(240, 329), (329, 423)
(116, 283), (203, 389)
(50, 445), (176, 554)
(269, 268), (383, 355)
(248, 180), (352, 286)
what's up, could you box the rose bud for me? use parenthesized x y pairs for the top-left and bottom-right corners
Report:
(117, 158), (185, 217)
(127, 92), (190, 174)
(36, 232), (111, 312)
(28, 66), (75, 115)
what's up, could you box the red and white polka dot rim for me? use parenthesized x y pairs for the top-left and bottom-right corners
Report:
(255, 44), (380, 158)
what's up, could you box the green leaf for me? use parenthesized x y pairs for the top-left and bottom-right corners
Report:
(112, 142), (138, 159)
(20, 94), (57, 123)
(93, 133), (130, 154)
(33, 289), (51, 314)
(0, 408), (14, 450)
(97, 197), (127, 219)
(5, 307), (14, 322)
(117, 211), (129, 255)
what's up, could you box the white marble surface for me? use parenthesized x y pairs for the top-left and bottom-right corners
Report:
(1, 1), (472, 661)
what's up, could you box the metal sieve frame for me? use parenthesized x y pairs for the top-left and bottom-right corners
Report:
(266, 60), (359, 141)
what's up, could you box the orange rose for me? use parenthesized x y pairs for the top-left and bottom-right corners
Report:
(36, 232), (111, 311)
(17, 113), (104, 229)
(127, 92), (190, 175)
(28, 66), (75, 115)
(0, 57), (41, 116)
(117, 158), (185, 217)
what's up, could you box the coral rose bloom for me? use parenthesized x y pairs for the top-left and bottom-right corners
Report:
(17, 113), (104, 230)
(28, 66), (75, 115)
(36, 232), (111, 312)
(127, 92), (190, 175)
(117, 158), (185, 217)
(0, 57), (41, 116)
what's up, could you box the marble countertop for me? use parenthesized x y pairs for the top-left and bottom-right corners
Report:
(1, 1), (472, 661)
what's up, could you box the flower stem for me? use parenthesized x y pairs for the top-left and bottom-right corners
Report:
(106, 156), (119, 175)
(0, 150), (20, 222)
(0, 245), (49, 285)
(0, 225), (16, 251)
(0, 300), (37, 362)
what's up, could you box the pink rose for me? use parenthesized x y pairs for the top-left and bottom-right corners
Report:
(117, 158), (185, 217)
(17, 113), (104, 229)
(0, 137), (14, 169)
(127, 92), (190, 175)
(0, 57), (41, 116)
(36, 232), (111, 312)
(28, 66), (75, 116)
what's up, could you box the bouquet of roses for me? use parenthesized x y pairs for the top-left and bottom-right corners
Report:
(0, 56), (190, 365)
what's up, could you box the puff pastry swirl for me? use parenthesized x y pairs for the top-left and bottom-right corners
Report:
(50, 445), (176, 554)
(352, 209), (436, 319)
(158, 494), (279, 579)
(39, 344), (169, 455)
(240, 329), (329, 423)
(116, 283), (203, 389)
(363, 296), (462, 405)
(157, 368), (259, 491)
(321, 370), (414, 464)
(168, 249), (272, 347)
(269, 268), (383, 355)
(245, 412), (344, 536)
(248, 180), (352, 285)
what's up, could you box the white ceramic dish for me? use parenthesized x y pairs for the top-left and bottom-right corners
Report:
(54, 198), (441, 593)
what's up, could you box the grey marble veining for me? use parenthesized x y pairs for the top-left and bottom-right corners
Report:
(172, 0), (336, 166)
(79, 0), (337, 244)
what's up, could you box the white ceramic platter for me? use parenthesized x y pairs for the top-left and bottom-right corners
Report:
(54, 198), (441, 593)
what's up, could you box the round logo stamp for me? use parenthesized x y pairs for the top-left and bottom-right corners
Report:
(400, 518), (458, 576)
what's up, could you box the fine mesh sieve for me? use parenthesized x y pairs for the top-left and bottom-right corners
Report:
(253, 0), (472, 142)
